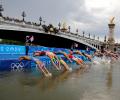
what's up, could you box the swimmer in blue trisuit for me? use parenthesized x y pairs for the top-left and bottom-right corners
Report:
(19, 56), (52, 77)
(33, 51), (61, 70)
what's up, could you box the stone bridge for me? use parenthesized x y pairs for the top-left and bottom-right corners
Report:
(0, 16), (103, 50)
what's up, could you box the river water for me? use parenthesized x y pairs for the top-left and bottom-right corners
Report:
(0, 61), (120, 100)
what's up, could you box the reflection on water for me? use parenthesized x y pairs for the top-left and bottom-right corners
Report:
(0, 62), (120, 100)
(106, 64), (113, 90)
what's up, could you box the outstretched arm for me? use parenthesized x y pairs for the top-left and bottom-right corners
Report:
(19, 56), (31, 61)
(75, 51), (83, 56)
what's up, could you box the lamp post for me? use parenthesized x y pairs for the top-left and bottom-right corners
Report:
(58, 22), (61, 30)
(68, 26), (71, 33)
(98, 36), (99, 41)
(39, 16), (42, 26)
(0, 4), (4, 17)
(93, 34), (95, 40)
(89, 33), (90, 38)
(83, 31), (85, 37)
(21, 11), (26, 22)
(76, 29), (78, 34)
(104, 35), (107, 42)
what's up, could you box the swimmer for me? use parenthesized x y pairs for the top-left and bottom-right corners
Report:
(33, 51), (46, 56)
(56, 51), (73, 63)
(68, 52), (85, 68)
(82, 52), (92, 61)
(57, 56), (72, 71)
(33, 51), (61, 70)
(19, 56), (52, 77)
(73, 50), (83, 56)
(46, 51), (61, 70)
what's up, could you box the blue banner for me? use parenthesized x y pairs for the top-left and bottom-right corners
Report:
(0, 45), (25, 54)
(0, 60), (31, 71)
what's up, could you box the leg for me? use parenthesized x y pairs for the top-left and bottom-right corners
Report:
(50, 58), (60, 70)
(60, 60), (70, 71)
(43, 67), (52, 76)
(36, 61), (51, 77)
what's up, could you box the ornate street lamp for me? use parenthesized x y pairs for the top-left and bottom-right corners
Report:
(76, 29), (78, 33)
(93, 34), (95, 40)
(39, 16), (42, 26)
(98, 36), (99, 41)
(0, 4), (4, 17)
(21, 11), (26, 22)
(104, 35), (107, 42)
(58, 22), (61, 30)
(89, 33), (90, 38)
(68, 26), (71, 33)
(83, 31), (85, 37)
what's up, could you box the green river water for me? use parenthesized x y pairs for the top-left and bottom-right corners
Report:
(0, 62), (120, 100)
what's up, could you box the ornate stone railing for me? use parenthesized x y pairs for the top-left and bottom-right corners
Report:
(0, 16), (43, 31)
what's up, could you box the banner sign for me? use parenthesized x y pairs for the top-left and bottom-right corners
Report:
(0, 60), (31, 71)
(0, 45), (25, 54)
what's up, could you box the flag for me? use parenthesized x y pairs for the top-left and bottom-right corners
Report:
(30, 35), (34, 42)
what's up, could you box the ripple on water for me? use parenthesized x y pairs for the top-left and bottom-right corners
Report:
(0, 61), (120, 100)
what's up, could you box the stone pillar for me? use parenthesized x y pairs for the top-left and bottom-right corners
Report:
(107, 17), (115, 51)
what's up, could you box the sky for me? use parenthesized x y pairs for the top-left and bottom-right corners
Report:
(1, 0), (120, 42)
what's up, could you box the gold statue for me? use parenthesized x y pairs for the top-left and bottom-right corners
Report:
(62, 22), (67, 29)
(110, 17), (115, 24)
(61, 22), (67, 32)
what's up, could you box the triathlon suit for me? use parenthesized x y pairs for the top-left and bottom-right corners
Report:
(75, 55), (83, 62)
(46, 52), (61, 67)
(68, 54), (74, 59)
(46, 52), (55, 59)
(72, 55), (83, 64)
(34, 51), (46, 56)
(46, 52), (59, 65)
(72, 57), (78, 61)
(68, 54), (79, 61)
(78, 59), (83, 63)
(39, 51), (46, 56)
(31, 57), (39, 62)
(57, 56), (63, 63)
